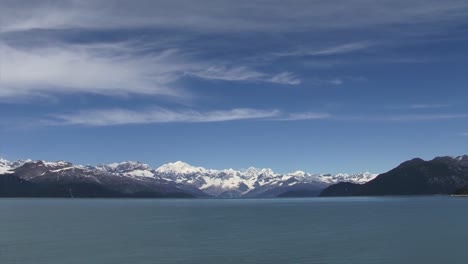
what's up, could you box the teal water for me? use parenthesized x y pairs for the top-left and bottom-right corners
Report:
(0, 197), (467, 264)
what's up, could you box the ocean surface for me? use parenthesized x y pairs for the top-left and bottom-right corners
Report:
(0, 197), (467, 264)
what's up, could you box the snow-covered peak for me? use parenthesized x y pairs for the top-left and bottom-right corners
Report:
(243, 167), (276, 178)
(287, 170), (307, 177)
(1, 158), (76, 174)
(155, 161), (207, 175)
(32, 160), (73, 168)
(11, 159), (32, 168)
(93, 161), (154, 178)
(0, 158), (13, 174)
(317, 172), (378, 184)
(219, 168), (241, 177)
(99, 161), (151, 173)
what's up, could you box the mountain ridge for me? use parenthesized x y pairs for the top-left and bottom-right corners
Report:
(0, 158), (377, 198)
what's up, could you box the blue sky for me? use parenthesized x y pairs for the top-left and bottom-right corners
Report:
(0, 0), (467, 173)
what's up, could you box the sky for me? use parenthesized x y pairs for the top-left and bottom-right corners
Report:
(0, 0), (467, 174)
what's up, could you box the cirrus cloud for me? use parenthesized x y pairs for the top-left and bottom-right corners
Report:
(46, 107), (331, 126)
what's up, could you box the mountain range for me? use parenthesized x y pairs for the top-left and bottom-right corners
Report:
(0, 158), (376, 198)
(2, 155), (467, 198)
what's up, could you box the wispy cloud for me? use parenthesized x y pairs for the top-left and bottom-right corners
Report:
(50, 108), (280, 126)
(1, 1), (464, 101)
(46, 108), (331, 126)
(0, 41), (300, 99)
(460, 132), (468, 137)
(46, 108), (468, 126)
(187, 66), (264, 82)
(0, 42), (185, 99)
(307, 42), (373, 56)
(268, 72), (301, 85)
(271, 42), (374, 59)
(187, 67), (300, 85)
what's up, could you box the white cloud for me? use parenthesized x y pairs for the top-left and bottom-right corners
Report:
(459, 132), (468, 136)
(187, 66), (300, 85)
(0, 42), (300, 99)
(307, 42), (374, 56)
(0, 42), (185, 98)
(268, 72), (301, 85)
(271, 42), (374, 59)
(2, 1), (462, 100)
(51, 108), (468, 126)
(188, 66), (264, 82)
(50, 108), (277, 126)
(47, 107), (331, 126)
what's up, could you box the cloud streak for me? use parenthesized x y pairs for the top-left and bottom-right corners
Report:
(271, 42), (374, 59)
(187, 66), (300, 85)
(45, 108), (468, 127)
(46, 107), (331, 126)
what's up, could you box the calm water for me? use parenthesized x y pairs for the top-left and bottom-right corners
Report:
(0, 197), (467, 264)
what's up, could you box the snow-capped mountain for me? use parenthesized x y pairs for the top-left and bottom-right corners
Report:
(0, 158), (13, 174)
(3, 159), (207, 198)
(0, 157), (378, 198)
(0, 158), (32, 174)
(153, 161), (377, 197)
(316, 172), (378, 184)
(95, 161), (155, 178)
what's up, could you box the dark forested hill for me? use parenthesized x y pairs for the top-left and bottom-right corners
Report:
(321, 155), (468, 196)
